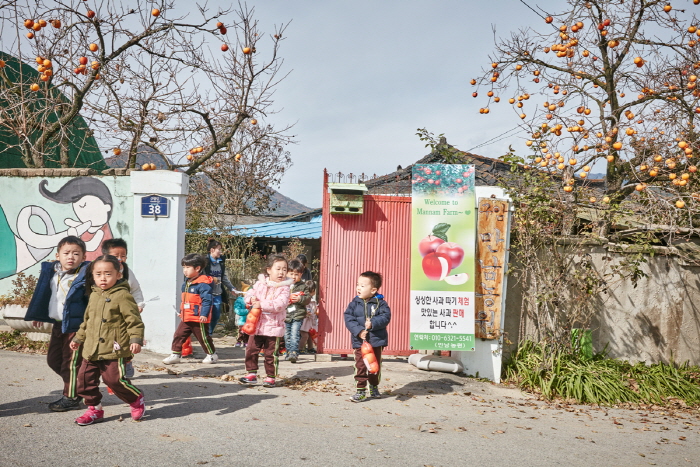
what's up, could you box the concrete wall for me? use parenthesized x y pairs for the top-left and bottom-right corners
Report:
(504, 242), (700, 366)
(0, 171), (133, 294)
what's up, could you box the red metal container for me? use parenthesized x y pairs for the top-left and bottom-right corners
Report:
(318, 172), (415, 355)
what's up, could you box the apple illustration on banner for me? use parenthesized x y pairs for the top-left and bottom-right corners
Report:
(436, 242), (465, 269)
(418, 223), (468, 284)
(422, 252), (451, 280)
(419, 235), (445, 256)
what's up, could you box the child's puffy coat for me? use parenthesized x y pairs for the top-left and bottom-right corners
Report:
(244, 274), (291, 337)
(73, 281), (144, 361)
(180, 275), (213, 323)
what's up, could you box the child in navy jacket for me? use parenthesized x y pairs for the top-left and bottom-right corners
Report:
(25, 236), (90, 412)
(343, 271), (391, 402)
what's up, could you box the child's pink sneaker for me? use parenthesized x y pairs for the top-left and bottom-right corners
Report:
(75, 406), (104, 426)
(238, 373), (257, 385)
(262, 377), (276, 388)
(130, 394), (145, 421)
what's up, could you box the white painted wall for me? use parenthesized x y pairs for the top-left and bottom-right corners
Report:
(453, 186), (511, 383)
(130, 171), (188, 354)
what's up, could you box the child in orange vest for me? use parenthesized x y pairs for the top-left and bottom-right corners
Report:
(162, 254), (217, 365)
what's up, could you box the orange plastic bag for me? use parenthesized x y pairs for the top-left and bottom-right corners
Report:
(181, 337), (193, 356)
(361, 340), (379, 374)
(241, 306), (262, 335)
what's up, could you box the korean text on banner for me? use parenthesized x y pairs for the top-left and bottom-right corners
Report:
(409, 164), (476, 351)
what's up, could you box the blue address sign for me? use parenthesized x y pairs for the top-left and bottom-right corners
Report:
(141, 195), (169, 218)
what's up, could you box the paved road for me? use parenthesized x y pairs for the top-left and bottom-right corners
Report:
(1, 339), (699, 467)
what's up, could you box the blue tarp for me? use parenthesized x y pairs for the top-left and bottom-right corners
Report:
(227, 215), (322, 239)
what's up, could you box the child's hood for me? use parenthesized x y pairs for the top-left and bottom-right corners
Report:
(257, 274), (294, 288)
(91, 279), (130, 295)
(191, 274), (214, 285)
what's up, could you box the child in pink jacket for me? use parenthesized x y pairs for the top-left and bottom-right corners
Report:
(238, 255), (292, 387)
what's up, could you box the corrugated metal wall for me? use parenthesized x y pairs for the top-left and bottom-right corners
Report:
(318, 173), (415, 355)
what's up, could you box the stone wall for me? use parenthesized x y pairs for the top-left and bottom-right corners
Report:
(503, 241), (700, 366)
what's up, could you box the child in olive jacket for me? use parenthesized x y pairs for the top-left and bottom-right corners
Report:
(284, 259), (312, 363)
(70, 255), (145, 425)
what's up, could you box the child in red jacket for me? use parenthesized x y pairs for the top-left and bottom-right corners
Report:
(162, 254), (217, 365)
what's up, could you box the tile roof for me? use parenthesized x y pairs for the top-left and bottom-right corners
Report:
(364, 139), (516, 195)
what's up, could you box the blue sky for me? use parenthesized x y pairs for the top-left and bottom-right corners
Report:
(251, 1), (561, 208)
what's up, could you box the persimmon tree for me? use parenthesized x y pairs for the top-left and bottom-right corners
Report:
(0, 1), (293, 220)
(473, 0), (700, 237)
(465, 0), (700, 350)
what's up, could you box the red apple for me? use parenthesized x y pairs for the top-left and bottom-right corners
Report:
(419, 235), (445, 257)
(436, 242), (465, 269)
(422, 253), (450, 281)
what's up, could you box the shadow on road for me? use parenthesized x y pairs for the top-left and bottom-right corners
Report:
(0, 377), (276, 420)
(390, 377), (468, 401)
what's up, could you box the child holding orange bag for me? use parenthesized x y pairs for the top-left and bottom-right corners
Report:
(238, 255), (292, 387)
(343, 271), (391, 402)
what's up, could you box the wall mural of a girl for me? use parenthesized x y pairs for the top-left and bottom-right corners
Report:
(0, 177), (115, 279)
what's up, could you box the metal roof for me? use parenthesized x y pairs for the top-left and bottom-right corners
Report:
(228, 215), (322, 239)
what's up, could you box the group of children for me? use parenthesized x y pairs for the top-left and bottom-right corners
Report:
(24, 234), (392, 426)
(25, 236), (146, 424)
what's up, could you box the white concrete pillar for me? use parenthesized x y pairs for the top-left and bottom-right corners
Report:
(130, 171), (188, 354)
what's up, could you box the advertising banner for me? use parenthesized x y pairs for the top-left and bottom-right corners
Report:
(409, 164), (476, 351)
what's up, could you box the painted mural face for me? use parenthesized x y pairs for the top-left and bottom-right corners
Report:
(73, 195), (112, 232)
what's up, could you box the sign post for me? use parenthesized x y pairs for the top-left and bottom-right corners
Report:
(140, 195), (169, 218)
(409, 164), (476, 352)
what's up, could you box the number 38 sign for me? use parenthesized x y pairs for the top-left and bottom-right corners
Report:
(141, 195), (169, 218)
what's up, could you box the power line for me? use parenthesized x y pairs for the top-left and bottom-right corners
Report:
(466, 124), (524, 153)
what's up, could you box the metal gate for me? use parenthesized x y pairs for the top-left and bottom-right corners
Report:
(317, 172), (415, 355)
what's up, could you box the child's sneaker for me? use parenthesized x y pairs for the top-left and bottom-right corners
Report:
(238, 373), (257, 385)
(202, 353), (218, 364)
(75, 406), (104, 426)
(262, 377), (276, 387)
(162, 354), (181, 365)
(107, 387), (114, 395)
(48, 395), (81, 412)
(350, 390), (367, 403)
(234, 342), (241, 347)
(288, 352), (298, 363)
(369, 385), (381, 398)
(130, 394), (145, 421)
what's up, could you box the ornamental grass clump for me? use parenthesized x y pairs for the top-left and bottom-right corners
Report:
(504, 340), (700, 407)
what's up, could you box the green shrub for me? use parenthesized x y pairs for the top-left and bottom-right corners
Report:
(504, 340), (700, 406)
